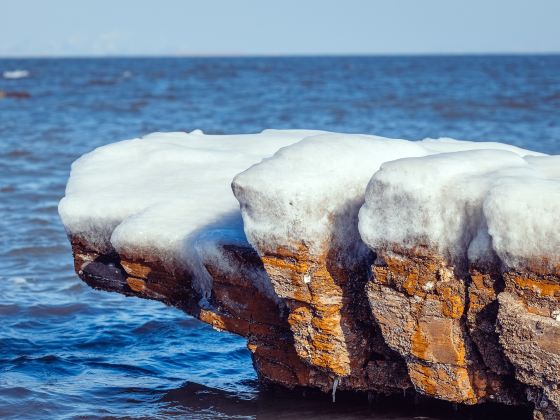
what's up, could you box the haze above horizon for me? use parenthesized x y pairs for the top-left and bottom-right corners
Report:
(1, 0), (559, 57)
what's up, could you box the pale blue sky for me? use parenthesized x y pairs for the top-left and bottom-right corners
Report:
(1, 0), (559, 56)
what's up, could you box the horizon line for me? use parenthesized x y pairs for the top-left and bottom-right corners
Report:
(1, 51), (560, 60)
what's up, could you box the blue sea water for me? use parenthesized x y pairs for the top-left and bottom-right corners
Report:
(0, 56), (559, 419)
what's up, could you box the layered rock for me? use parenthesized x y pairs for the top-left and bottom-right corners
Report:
(60, 130), (560, 419)
(496, 262), (560, 419)
(365, 245), (523, 405)
(489, 173), (560, 419)
(231, 134), (428, 392)
(70, 234), (330, 389)
(358, 151), (560, 418)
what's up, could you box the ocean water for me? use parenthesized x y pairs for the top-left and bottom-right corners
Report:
(0, 56), (559, 419)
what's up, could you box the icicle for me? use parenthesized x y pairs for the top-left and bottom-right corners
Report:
(332, 376), (340, 403)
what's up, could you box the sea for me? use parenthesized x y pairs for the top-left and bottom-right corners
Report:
(1, 56), (559, 419)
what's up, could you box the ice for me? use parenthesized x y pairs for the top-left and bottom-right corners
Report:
(59, 129), (322, 297)
(194, 223), (279, 303)
(332, 376), (340, 403)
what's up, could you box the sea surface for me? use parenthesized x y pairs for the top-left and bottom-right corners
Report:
(0, 56), (559, 419)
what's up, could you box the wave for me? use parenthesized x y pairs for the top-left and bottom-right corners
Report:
(3, 70), (30, 79)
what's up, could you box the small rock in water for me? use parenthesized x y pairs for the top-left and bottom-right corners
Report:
(0, 91), (31, 99)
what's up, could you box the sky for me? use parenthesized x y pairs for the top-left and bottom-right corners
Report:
(1, 0), (559, 57)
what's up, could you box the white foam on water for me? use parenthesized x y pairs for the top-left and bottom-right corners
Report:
(3, 70), (30, 79)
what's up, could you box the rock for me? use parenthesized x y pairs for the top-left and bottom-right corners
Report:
(0, 90), (31, 99)
(365, 244), (523, 406)
(68, 229), (560, 418)
(70, 232), (412, 394)
(61, 131), (560, 419)
(467, 261), (513, 376)
(256, 242), (412, 393)
(71, 234), (329, 389)
(497, 263), (560, 418)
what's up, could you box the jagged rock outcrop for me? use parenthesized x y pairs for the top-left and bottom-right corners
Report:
(68, 232), (560, 419)
(70, 232), (413, 395)
(60, 130), (560, 419)
(366, 245), (522, 405)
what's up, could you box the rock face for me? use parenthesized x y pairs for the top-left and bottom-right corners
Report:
(498, 265), (560, 419)
(60, 131), (560, 419)
(68, 231), (560, 419)
(366, 245), (522, 406)
(71, 235), (327, 389)
(254, 243), (412, 394)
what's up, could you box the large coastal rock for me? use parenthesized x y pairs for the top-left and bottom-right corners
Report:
(60, 130), (559, 419)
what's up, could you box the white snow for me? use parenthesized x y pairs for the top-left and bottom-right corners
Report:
(234, 133), (546, 272)
(359, 150), (529, 266)
(60, 129), (559, 304)
(484, 173), (560, 270)
(358, 146), (559, 271)
(59, 129), (321, 297)
(233, 133), (429, 261)
(420, 137), (542, 156)
(3, 70), (30, 79)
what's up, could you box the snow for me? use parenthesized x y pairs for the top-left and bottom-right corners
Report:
(60, 129), (559, 303)
(358, 150), (529, 268)
(233, 133), (428, 261)
(59, 129), (321, 297)
(359, 147), (559, 271)
(234, 133), (545, 273)
(484, 171), (560, 270)
(419, 137), (543, 156)
(3, 70), (30, 79)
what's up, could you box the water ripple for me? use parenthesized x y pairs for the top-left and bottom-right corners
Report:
(0, 56), (557, 419)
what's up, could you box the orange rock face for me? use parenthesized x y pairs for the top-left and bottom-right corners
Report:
(70, 235), (326, 390)
(259, 243), (412, 393)
(366, 245), (519, 405)
(68, 234), (560, 419)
